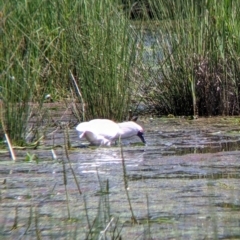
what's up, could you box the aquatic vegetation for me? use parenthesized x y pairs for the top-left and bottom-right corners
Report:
(1, 1), (240, 238)
(68, 0), (136, 121)
(131, 0), (240, 117)
(0, 0), (138, 144)
(1, 0), (240, 142)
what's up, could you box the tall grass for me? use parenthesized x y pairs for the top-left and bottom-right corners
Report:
(1, 1), (36, 144)
(3, 0), (240, 144)
(133, 0), (240, 116)
(66, 0), (136, 121)
(0, 0), (69, 144)
(0, 0), (137, 144)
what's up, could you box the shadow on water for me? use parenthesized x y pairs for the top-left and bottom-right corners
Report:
(1, 116), (240, 239)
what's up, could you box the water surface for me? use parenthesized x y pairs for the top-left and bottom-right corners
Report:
(1, 116), (240, 239)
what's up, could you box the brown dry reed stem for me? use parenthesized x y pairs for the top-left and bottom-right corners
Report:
(34, 207), (42, 240)
(11, 206), (18, 230)
(65, 124), (71, 149)
(83, 196), (92, 235)
(69, 70), (85, 122)
(120, 142), (137, 224)
(19, 205), (33, 238)
(111, 217), (123, 239)
(85, 218), (98, 240)
(64, 128), (82, 195)
(61, 157), (71, 219)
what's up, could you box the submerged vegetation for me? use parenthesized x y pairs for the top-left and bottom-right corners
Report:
(1, 0), (240, 140)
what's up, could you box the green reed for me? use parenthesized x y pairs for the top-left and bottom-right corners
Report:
(0, 0), (138, 144)
(66, 0), (136, 121)
(134, 0), (240, 116)
(0, 0), (64, 144)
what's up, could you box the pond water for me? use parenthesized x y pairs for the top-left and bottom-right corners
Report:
(1, 116), (240, 239)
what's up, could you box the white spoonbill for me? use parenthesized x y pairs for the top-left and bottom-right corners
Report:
(76, 119), (121, 146)
(117, 121), (145, 144)
(76, 119), (146, 146)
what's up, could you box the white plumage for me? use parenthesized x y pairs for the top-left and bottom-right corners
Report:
(117, 121), (145, 143)
(76, 119), (146, 146)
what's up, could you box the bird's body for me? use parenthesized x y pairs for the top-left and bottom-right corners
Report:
(76, 119), (121, 146)
(117, 121), (142, 138)
(76, 119), (145, 146)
